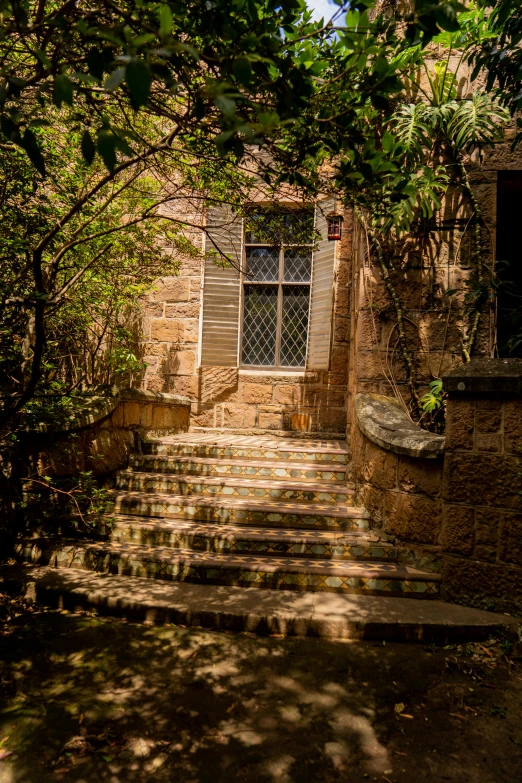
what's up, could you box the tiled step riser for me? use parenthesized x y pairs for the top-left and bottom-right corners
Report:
(130, 457), (346, 483)
(18, 545), (439, 598)
(142, 442), (348, 465)
(115, 474), (351, 505)
(109, 526), (397, 561)
(107, 500), (370, 531)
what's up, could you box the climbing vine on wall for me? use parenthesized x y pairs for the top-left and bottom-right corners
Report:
(351, 7), (510, 424)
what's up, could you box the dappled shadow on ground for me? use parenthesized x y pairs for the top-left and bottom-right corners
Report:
(0, 608), (521, 783)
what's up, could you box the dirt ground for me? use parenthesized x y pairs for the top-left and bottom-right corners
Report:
(0, 596), (521, 783)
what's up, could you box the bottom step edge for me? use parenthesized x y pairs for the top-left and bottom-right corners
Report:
(1, 565), (518, 644)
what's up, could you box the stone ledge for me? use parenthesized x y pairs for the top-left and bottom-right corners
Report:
(2, 564), (518, 643)
(21, 386), (191, 434)
(443, 358), (522, 394)
(355, 393), (445, 459)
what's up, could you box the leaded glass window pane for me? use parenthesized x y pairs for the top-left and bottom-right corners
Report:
(245, 208), (314, 245)
(241, 285), (278, 365)
(246, 247), (279, 281)
(283, 248), (312, 282)
(280, 286), (309, 367)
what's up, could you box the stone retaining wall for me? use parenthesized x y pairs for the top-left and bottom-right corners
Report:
(440, 359), (522, 612)
(351, 406), (444, 573)
(21, 389), (190, 478)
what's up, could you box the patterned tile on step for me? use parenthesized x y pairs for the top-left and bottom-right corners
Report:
(115, 472), (351, 504)
(109, 492), (368, 530)
(142, 432), (349, 463)
(130, 455), (347, 482)
(46, 541), (439, 597)
(108, 519), (396, 560)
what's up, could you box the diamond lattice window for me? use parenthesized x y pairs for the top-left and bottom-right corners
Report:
(241, 209), (313, 368)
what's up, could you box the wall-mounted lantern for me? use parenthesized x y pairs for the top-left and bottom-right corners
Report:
(327, 213), (343, 241)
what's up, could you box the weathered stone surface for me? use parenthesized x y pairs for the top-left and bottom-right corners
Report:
(243, 383), (273, 404)
(334, 317), (350, 344)
(200, 367), (237, 403)
(499, 513), (522, 565)
(443, 452), (522, 510)
(504, 400), (522, 454)
(150, 319), (184, 342)
(441, 555), (522, 612)
(475, 434), (502, 453)
(317, 406), (346, 433)
(258, 412), (282, 430)
(222, 404), (256, 429)
(89, 429), (134, 474)
(168, 350), (195, 376)
(440, 505), (474, 555)
(362, 440), (398, 490)
(398, 455), (442, 497)
(190, 404), (215, 428)
(169, 376), (199, 400)
(475, 409), (501, 433)
(385, 491), (441, 544)
(273, 384), (302, 405)
(143, 342), (168, 357)
(355, 393), (445, 458)
(164, 302), (200, 319)
(474, 508), (501, 563)
(183, 319), (199, 343)
(290, 413), (313, 432)
(143, 302), (164, 317)
(150, 278), (190, 303)
(357, 484), (385, 526)
(443, 357), (522, 394)
(330, 347), (348, 378)
(444, 399), (474, 451)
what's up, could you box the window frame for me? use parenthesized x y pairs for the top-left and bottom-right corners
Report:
(239, 226), (314, 370)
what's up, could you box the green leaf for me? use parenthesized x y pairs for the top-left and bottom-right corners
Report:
(81, 130), (96, 164)
(104, 67), (126, 92)
(97, 130), (117, 172)
(233, 57), (253, 85)
(53, 74), (74, 108)
(125, 59), (152, 109)
(159, 5), (173, 37)
(19, 129), (46, 176)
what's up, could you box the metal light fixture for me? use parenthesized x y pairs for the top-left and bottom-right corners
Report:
(327, 213), (343, 241)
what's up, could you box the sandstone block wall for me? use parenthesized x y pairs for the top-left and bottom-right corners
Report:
(352, 425), (443, 571)
(23, 397), (190, 478)
(441, 392), (522, 612)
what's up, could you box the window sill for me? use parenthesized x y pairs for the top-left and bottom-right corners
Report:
(238, 367), (313, 377)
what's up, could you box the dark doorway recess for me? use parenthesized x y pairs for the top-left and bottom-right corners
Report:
(496, 171), (522, 357)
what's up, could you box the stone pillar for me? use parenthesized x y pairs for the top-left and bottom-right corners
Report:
(441, 359), (522, 612)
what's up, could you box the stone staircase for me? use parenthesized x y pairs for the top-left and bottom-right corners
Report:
(19, 432), (441, 599)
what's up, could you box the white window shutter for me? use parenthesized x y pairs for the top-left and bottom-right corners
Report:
(200, 204), (243, 367)
(306, 198), (336, 370)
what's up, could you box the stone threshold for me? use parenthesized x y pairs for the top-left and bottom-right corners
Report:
(3, 565), (518, 643)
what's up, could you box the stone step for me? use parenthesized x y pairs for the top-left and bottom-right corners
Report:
(4, 565), (518, 643)
(130, 454), (347, 483)
(115, 471), (352, 505)
(143, 433), (349, 464)
(107, 494), (369, 531)
(17, 539), (441, 597)
(107, 518), (397, 561)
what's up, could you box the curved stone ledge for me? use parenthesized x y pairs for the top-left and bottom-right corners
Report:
(22, 387), (191, 433)
(355, 393), (445, 459)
